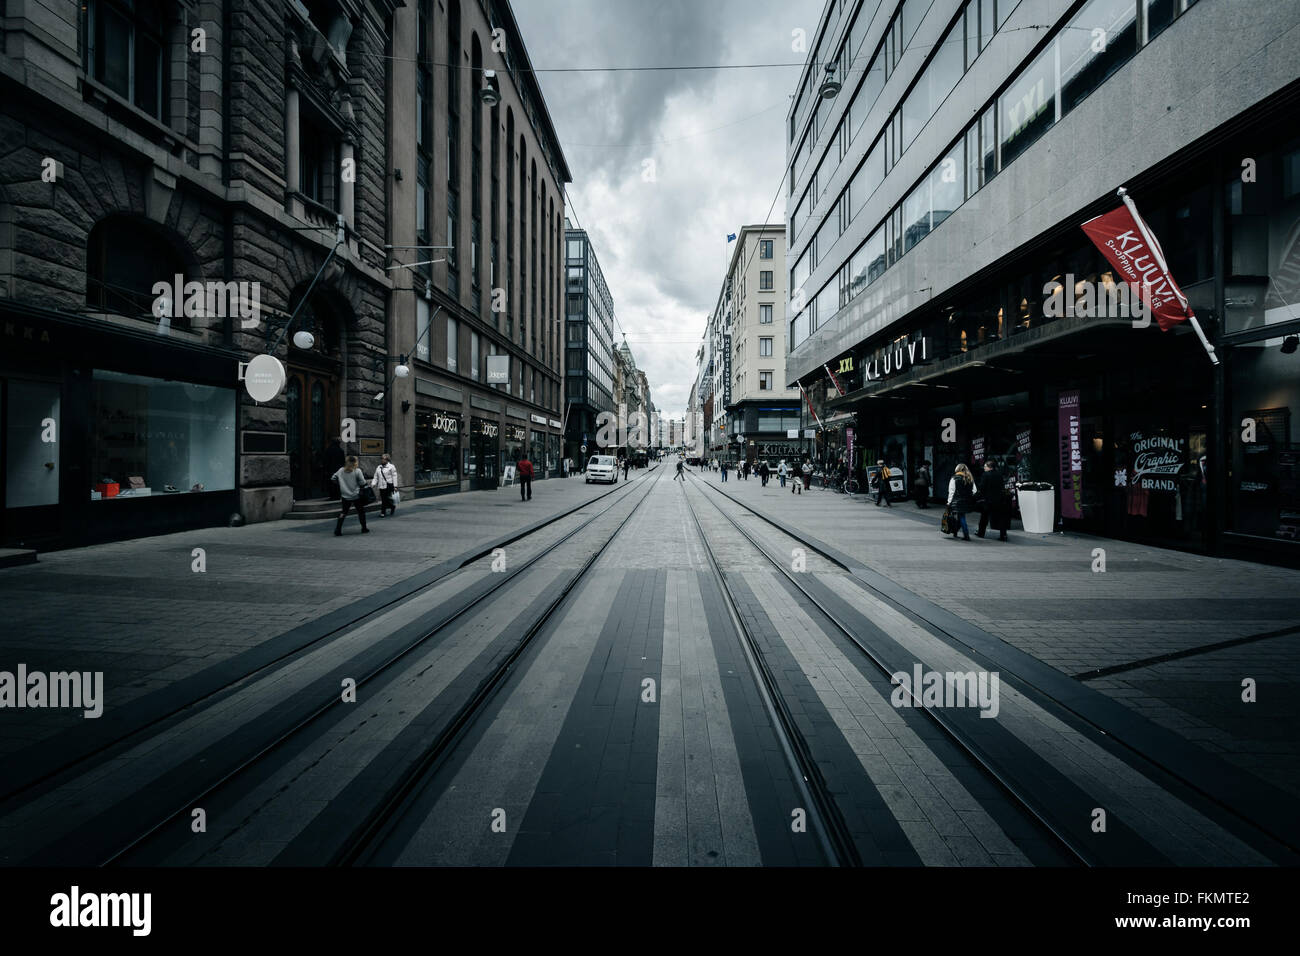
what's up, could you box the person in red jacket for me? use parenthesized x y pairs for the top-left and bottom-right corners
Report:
(517, 457), (534, 501)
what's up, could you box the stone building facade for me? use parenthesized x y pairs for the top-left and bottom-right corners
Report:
(0, 0), (396, 548)
(387, 0), (570, 496)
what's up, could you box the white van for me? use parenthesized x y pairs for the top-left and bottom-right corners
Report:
(586, 455), (618, 484)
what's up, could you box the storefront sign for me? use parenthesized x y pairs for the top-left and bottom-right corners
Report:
(1058, 391), (1083, 519)
(360, 438), (384, 454)
(862, 337), (928, 382)
(475, 420), (499, 439)
(971, 436), (985, 466)
(549, 418), (561, 429)
(505, 424), (527, 443)
(846, 427), (855, 470)
(243, 354), (285, 402)
(486, 355), (510, 384)
(1131, 432), (1186, 490)
(723, 333), (732, 407)
(429, 411), (460, 434)
(530, 413), (548, 426)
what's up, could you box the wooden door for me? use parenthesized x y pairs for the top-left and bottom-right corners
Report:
(286, 367), (338, 499)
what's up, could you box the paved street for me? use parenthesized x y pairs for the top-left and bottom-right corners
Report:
(1, 461), (1295, 868)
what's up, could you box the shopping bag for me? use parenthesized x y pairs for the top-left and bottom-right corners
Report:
(940, 507), (955, 535)
(392, 490), (401, 504)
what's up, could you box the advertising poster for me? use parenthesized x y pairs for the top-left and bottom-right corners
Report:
(1058, 390), (1083, 519)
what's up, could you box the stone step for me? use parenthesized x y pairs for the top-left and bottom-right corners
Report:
(0, 548), (38, 569)
(284, 498), (342, 520)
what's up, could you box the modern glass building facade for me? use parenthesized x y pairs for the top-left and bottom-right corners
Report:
(564, 226), (616, 463)
(786, 0), (1300, 561)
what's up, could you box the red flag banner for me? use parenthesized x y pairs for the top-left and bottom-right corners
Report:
(1080, 204), (1191, 331)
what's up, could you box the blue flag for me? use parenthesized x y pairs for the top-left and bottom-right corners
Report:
(727, 233), (736, 242)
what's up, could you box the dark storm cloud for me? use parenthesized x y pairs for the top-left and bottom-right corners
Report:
(513, 0), (730, 174)
(511, 0), (825, 416)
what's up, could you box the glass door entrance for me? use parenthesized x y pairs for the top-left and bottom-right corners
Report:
(2, 378), (61, 543)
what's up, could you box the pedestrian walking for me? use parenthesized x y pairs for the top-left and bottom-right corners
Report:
(720, 461), (728, 482)
(675, 460), (687, 481)
(324, 437), (346, 499)
(759, 461), (770, 486)
(332, 455), (371, 535)
(562, 458), (569, 479)
(913, 460), (931, 509)
(791, 466), (802, 494)
(622, 459), (630, 481)
(801, 459), (813, 491)
(946, 464), (977, 541)
(778, 460), (788, 487)
(874, 459), (893, 507)
(372, 453), (400, 517)
(517, 456), (534, 501)
(976, 460), (1012, 541)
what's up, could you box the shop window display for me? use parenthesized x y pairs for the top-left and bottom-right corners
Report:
(89, 370), (235, 499)
(414, 410), (460, 486)
(1230, 343), (1300, 539)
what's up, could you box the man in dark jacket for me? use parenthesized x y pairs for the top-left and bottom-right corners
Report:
(324, 437), (346, 499)
(517, 457), (534, 501)
(913, 461), (931, 508)
(976, 460), (1011, 541)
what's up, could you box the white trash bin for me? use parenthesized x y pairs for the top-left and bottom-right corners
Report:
(1018, 486), (1056, 534)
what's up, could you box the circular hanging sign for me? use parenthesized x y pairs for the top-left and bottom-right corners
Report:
(581, 444), (587, 453)
(245, 354), (286, 402)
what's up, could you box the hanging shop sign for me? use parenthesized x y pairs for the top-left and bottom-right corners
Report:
(723, 333), (732, 407)
(243, 354), (286, 402)
(486, 355), (510, 384)
(862, 337), (929, 382)
(1058, 390), (1083, 519)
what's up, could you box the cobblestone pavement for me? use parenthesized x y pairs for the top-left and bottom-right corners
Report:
(689, 471), (1300, 798)
(1, 461), (1294, 866)
(0, 470), (654, 755)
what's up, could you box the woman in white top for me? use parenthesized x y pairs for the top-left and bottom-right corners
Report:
(777, 460), (788, 487)
(372, 453), (399, 517)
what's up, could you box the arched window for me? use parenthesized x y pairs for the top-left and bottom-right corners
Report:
(87, 216), (193, 329)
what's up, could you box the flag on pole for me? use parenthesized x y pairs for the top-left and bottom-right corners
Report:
(1081, 188), (1218, 364)
(797, 382), (823, 430)
(823, 363), (845, 397)
(726, 233), (737, 242)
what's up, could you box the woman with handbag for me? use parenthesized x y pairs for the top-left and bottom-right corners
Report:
(946, 463), (977, 541)
(372, 453), (400, 517)
(332, 455), (371, 536)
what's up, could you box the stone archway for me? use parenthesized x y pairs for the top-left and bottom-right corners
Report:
(284, 283), (350, 499)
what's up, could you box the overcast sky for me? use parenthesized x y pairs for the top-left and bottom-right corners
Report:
(511, 0), (824, 421)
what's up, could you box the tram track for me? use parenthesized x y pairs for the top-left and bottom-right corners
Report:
(0, 473), (655, 807)
(2, 470), (660, 866)
(684, 472), (1299, 866)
